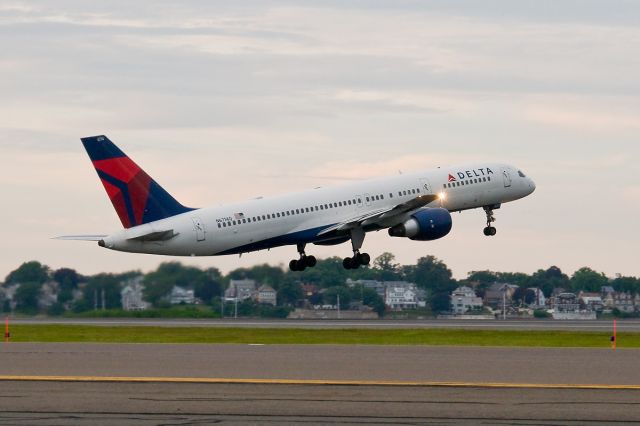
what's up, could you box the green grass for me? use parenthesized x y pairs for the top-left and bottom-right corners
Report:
(5, 325), (639, 348)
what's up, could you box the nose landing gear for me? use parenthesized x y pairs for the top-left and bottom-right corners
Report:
(483, 206), (497, 236)
(289, 243), (317, 272)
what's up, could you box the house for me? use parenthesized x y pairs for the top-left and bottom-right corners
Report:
(169, 286), (196, 304)
(603, 291), (635, 313)
(578, 292), (604, 312)
(120, 277), (149, 311)
(450, 286), (483, 315)
(346, 279), (386, 298)
(483, 283), (518, 308)
(551, 292), (580, 313)
(225, 279), (257, 301)
(385, 284), (417, 310)
(256, 285), (277, 306)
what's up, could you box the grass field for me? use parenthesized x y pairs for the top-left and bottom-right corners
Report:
(5, 325), (639, 348)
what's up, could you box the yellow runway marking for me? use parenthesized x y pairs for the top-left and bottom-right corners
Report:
(0, 375), (638, 390)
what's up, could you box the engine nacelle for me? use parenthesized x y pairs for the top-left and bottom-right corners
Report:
(388, 208), (452, 241)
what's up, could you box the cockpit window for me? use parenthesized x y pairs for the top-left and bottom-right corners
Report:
(518, 170), (526, 178)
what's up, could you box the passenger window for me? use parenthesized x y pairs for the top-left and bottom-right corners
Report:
(295, 209), (299, 214)
(348, 200), (352, 205)
(233, 220), (237, 225)
(389, 193), (393, 198)
(488, 177), (491, 181)
(218, 223), (221, 228)
(358, 198), (362, 203)
(366, 197), (370, 202)
(324, 204), (328, 209)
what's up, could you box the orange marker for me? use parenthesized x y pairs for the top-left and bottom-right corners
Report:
(612, 319), (617, 350)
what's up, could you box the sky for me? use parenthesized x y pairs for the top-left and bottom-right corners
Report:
(0, 0), (638, 280)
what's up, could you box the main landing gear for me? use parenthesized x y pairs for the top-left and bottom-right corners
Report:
(289, 243), (317, 272)
(483, 205), (497, 236)
(342, 227), (371, 270)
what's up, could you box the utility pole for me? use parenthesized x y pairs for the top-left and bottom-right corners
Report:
(101, 288), (106, 311)
(220, 288), (224, 318)
(337, 294), (341, 319)
(234, 283), (238, 319)
(502, 285), (506, 321)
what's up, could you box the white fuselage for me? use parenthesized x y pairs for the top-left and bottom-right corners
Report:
(100, 162), (535, 256)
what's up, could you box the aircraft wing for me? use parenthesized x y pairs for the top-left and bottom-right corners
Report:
(317, 194), (439, 236)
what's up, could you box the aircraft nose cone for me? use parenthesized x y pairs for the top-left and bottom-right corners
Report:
(528, 178), (536, 194)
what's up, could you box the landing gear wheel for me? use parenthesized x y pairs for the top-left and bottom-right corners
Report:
(343, 257), (355, 270)
(483, 206), (498, 237)
(289, 244), (316, 271)
(483, 226), (497, 236)
(304, 255), (317, 268)
(357, 252), (371, 266)
(289, 259), (304, 272)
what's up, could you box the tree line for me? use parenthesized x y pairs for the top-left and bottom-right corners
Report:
(1, 254), (638, 316)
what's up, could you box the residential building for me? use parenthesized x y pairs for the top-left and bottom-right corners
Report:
(120, 277), (149, 311)
(385, 284), (417, 310)
(256, 285), (277, 306)
(225, 279), (257, 301)
(603, 291), (635, 313)
(551, 292), (580, 313)
(346, 279), (386, 298)
(450, 286), (483, 315)
(483, 283), (518, 308)
(169, 286), (196, 304)
(578, 292), (604, 312)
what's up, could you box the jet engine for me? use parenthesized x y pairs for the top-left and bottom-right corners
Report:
(388, 208), (452, 241)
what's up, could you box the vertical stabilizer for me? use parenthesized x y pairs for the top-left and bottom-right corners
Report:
(81, 135), (194, 228)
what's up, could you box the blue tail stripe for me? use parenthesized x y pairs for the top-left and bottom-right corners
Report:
(81, 135), (126, 161)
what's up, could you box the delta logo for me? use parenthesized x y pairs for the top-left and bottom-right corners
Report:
(451, 167), (494, 180)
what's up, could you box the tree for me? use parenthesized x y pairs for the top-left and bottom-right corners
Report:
(362, 288), (385, 317)
(372, 252), (400, 281)
(277, 281), (303, 306)
(512, 287), (536, 306)
(82, 274), (122, 310)
(570, 267), (608, 292)
(14, 282), (41, 313)
(528, 266), (570, 297)
(5, 261), (49, 285)
(430, 292), (452, 313)
(52, 268), (81, 289)
(467, 270), (499, 289)
(227, 264), (285, 290)
(410, 256), (456, 294)
(143, 262), (217, 307)
(323, 286), (351, 310)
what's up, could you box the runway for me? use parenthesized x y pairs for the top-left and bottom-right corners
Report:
(10, 317), (639, 331)
(1, 343), (640, 424)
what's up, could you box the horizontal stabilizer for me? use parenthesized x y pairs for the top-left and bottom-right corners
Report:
(54, 235), (107, 241)
(126, 230), (178, 242)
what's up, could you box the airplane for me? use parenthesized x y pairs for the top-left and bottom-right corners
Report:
(58, 135), (536, 271)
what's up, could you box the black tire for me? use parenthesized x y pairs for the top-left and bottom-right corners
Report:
(289, 259), (300, 271)
(305, 255), (317, 267)
(489, 227), (497, 236)
(358, 253), (371, 266)
(342, 257), (353, 269)
(483, 227), (490, 236)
